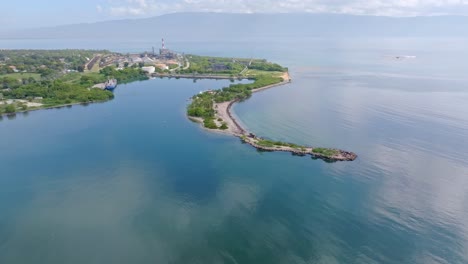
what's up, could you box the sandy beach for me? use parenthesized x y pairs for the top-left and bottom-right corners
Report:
(213, 72), (291, 136)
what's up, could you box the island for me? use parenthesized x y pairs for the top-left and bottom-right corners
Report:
(0, 47), (357, 162)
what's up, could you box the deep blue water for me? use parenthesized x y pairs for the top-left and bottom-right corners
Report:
(1, 37), (468, 263)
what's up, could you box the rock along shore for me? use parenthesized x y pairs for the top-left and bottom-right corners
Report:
(194, 72), (357, 162)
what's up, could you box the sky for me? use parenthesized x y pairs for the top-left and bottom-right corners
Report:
(2, 0), (468, 30)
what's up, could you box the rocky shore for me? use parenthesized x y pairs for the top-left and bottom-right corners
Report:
(241, 136), (358, 162)
(195, 72), (358, 162)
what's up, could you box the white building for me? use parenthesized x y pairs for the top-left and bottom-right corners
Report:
(141, 66), (155, 74)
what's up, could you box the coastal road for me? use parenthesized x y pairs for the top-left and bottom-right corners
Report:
(239, 59), (253, 75)
(170, 58), (189, 73)
(182, 58), (190, 70)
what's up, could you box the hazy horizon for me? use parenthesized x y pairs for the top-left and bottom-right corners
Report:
(4, 0), (468, 30)
(2, 12), (468, 40)
(5, 12), (468, 31)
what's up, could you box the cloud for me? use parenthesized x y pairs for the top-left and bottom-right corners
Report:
(100, 0), (468, 17)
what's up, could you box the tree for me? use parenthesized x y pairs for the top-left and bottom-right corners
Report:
(124, 62), (129, 68)
(38, 68), (54, 78)
(5, 104), (16, 113)
(220, 123), (228, 130)
(77, 65), (85, 72)
(18, 102), (28, 110)
(138, 62), (144, 68)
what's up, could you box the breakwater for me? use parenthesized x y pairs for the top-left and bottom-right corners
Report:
(219, 74), (358, 162)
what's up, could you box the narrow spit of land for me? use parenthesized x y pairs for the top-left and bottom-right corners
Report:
(186, 60), (357, 162)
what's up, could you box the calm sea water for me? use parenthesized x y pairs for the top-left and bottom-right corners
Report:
(1, 37), (468, 264)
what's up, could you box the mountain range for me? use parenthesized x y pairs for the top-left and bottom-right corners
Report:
(2, 13), (468, 40)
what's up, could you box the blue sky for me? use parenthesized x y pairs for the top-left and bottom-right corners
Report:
(3, 0), (468, 29)
(1, 1), (108, 29)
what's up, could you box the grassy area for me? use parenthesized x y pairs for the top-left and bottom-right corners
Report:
(0, 49), (108, 74)
(203, 118), (218, 129)
(180, 55), (247, 75)
(244, 69), (284, 77)
(0, 73), (41, 80)
(90, 61), (101, 72)
(312, 148), (339, 157)
(0, 49), (153, 114)
(256, 138), (303, 149)
(1, 67), (147, 114)
(186, 56), (287, 129)
(252, 139), (340, 158)
(187, 74), (283, 121)
(180, 56), (286, 77)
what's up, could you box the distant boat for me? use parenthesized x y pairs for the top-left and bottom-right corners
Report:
(104, 79), (117, 90)
(385, 55), (417, 60)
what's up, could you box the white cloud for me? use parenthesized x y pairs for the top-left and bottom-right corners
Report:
(101, 0), (468, 17)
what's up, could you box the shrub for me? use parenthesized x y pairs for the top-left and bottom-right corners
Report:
(203, 118), (218, 129)
(18, 102), (28, 110)
(312, 148), (339, 157)
(219, 122), (228, 130)
(5, 104), (16, 113)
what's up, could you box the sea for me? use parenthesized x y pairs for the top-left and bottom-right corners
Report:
(1, 37), (468, 264)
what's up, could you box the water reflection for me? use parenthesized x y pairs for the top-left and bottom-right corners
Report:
(6, 113), (16, 120)
(1, 38), (468, 263)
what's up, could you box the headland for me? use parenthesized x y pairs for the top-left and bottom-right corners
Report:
(185, 59), (357, 162)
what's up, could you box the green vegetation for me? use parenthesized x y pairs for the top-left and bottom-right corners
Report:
(1, 78), (114, 107)
(256, 138), (303, 149)
(214, 75), (283, 102)
(248, 61), (286, 72)
(179, 55), (247, 75)
(180, 55), (288, 77)
(99, 66), (148, 84)
(251, 139), (340, 158)
(0, 50), (152, 114)
(187, 92), (215, 119)
(219, 122), (228, 130)
(203, 118), (218, 129)
(185, 55), (288, 130)
(4, 104), (16, 113)
(0, 66), (148, 113)
(0, 50), (107, 74)
(312, 148), (339, 157)
(187, 75), (283, 122)
(0, 49), (149, 114)
(0, 73), (41, 80)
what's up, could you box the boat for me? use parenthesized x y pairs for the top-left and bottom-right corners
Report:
(104, 79), (117, 90)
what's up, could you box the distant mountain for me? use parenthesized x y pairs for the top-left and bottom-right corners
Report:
(2, 13), (468, 40)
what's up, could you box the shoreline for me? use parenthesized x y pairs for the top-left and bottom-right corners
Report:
(206, 72), (357, 162)
(220, 72), (292, 136)
(0, 100), (110, 117)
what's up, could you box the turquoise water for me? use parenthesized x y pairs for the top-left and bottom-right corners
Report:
(1, 38), (468, 263)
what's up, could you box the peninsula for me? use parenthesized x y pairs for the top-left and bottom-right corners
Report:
(183, 56), (357, 162)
